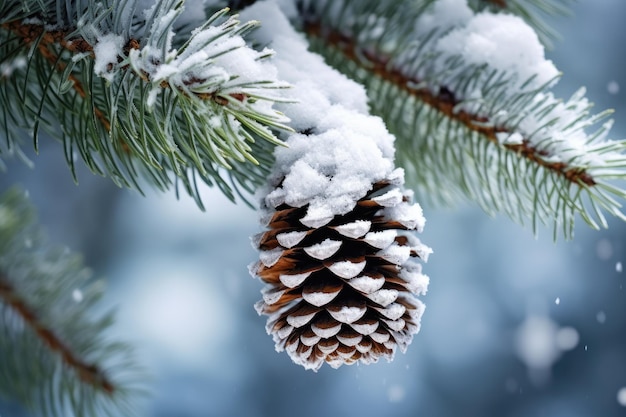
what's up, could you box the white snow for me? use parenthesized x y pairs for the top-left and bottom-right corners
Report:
(276, 230), (308, 248)
(265, 125), (395, 220)
(596, 311), (607, 324)
(93, 33), (124, 82)
(372, 189), (404, 207)
(411, 238), (433, 262)
(285, 0), (623, 193)
(376, 302), (406, 320)
(364, 230), (397, 249)
(279, 272), (311, 288)
(311, 322), (342, 338)
(262, 287), (285, 305)
(327, 306), (366, 324)
(300, 332), (321, 346)
(127, 5), (287, 121)
(367, 289), (400, 308)
(348, 275), (385, 294)
(496, 132), (524, 145)
(617, 261), (623, 273)
(385, 202), (426, 232)
(419, 1), (619, 173)
(370, 330), (391, 344)
(399, 268), (429, 295)
(304, 239), (342, 260)
(275, 160), (331, 208)
(383, 318), (406, 332)
(327, 260), (367, 279)
(241, 2), (369, 128)
(244, 2), (400, 221)
(334, 220), (372, 239)
(302, 289), (341, 307)
(286, 310), (316, 328)
(351, 320), (379, 335)
(435, 13), (558, 93)
(299, 204), (334, 228)
(284, 339), (298, 354)
(259, 247), (284, 267)
(378, 243), (411, 265)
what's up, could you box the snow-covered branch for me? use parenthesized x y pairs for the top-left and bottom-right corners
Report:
(296, 0), (626, 238)
(0, 1), (292, 205)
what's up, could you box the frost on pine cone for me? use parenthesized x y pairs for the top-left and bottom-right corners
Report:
(250, 133), (431, 371)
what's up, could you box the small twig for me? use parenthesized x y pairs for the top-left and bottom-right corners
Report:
(303, 22), (595, 187)
(2, 19), (249, 155)
(0, 272), (115, 394)
(1, 20), (126, 150)
(2, 21), (249, 103)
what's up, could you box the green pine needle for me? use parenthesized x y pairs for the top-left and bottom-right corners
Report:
(0, 0), (292, 207)
(299, 0), (626, 239)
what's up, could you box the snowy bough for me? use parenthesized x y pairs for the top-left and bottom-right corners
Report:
(1, 0), (626, 414)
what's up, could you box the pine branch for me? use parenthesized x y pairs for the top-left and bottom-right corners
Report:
(0, 1), (292, 206)
(296, 0), (626, 238)
(2, 19), (114, 134)
(0, 275), (114, 394)
(0, 188), (139, 417)
(303, 21), (595, 188)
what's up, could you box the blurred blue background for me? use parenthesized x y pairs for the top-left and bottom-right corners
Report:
(1, 1), (626, 416)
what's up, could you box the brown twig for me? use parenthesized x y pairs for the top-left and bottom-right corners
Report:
(2, 21), (114, 131)
(0, 272), (115, 394)
(2, 20), (249, 133)
(304, 22), (595, 187)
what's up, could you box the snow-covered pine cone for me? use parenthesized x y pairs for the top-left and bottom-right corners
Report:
(250, 168), (431, 371)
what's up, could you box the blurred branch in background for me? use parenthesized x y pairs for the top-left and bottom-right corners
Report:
(0, 188), (140, 417)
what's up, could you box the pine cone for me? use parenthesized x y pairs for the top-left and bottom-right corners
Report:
(251, 168), (431, 371)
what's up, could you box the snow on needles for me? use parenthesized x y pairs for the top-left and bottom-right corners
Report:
(92, 34), (124, 82)
(384, 0), (621, 176)
(434, 12), (559, 93)
(242, 2), (403, 221)
(92, 4), (287, 114)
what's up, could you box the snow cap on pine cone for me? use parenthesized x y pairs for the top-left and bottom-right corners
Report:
(244, 1), (431, 371)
